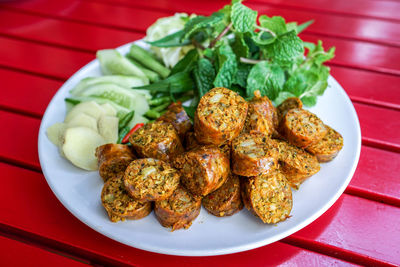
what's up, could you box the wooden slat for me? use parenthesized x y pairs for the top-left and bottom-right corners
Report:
(347, 146), (400, 207)
(0, 68), (62, 118)
(0, 9), (143, 53)
(3, 0), (400, 48)
(248, 0), (400, 22)
(0, 235), (88, 267)
(287, 194), (400, 266)
(0, 162), (356, 266)
(0, 36), (93, 80)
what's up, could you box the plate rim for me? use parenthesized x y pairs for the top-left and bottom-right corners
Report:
(38, 40), (362, 256)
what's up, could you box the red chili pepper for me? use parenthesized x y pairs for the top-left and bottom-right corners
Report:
(121, 123), (144, 144)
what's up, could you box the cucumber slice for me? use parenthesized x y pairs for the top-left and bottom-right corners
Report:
(69, 75), (150, 98)
(127, 113), (149, 129)
(97, 49), (148, 83)
(100, 103), (117, 117)
(77, 83), (149, 115)
(65, 96), (130, 119)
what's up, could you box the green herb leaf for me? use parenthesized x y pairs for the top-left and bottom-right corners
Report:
(305, 40), (335, 65)
(235, 63), (252, 88)
(147, 30), (190, 47)
(297, 20), (314, 34)
(183, 106), (196, 120)
(193, 58), (216, 98)
(231, 1), (258, 33)
(170, 49), (199, 75)
(274, 91), (296, 106)
(232, 33), (250, 58)
(183, 12), (224, 40)
(133, 71), (195, 93)
(259, 15), (287, 35)
(246, 61), (285, 100)
(213, 44), (238, 88)
(264, 30), (304, 66)
(253, 31), (276, 46)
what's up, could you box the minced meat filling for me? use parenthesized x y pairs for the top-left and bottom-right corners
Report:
(285, 109), (326, 141)
(157, 186), (198, 214)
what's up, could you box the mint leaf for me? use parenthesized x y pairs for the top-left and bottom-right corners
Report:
(253, 31), (276, 46)
(231, 2), (258, 33)
(264, 30), (304, 66)
(232, 33), (250, 58)
(193, 58), (216, 97)
(305, 40), (335, 65)
(213, 44), (237, 88)
(183, 12), (224, 40)
(235, 63), (252, 88)
(246, 61), (285, 100)
(259, 15), (287, 35)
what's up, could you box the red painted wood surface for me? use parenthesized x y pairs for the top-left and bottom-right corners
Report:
(0, 163), (356, 266)
(0, 235), (88, 267)
(3, 0), (400, 47)
(0, 0), (399, 265)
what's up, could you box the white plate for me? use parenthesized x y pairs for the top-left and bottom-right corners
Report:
(38, 40), (361, 256)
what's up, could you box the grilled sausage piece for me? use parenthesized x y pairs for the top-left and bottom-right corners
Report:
(277, 140), (320, 189)
(194, 87), (248, 146)
(129, 121), (184, 162)
(96, 144), (136, 182)
(101, 176), (152, 222)
(279, 108), (327, 148)
(124, 158), (180, 202)
(306, 125), (343, 162)
(157, 102), (192, 140)
(155, 185), (201, 231)
(184, 131), (201, 151)
(202, 174), (243, 217)
(231, 133), (279, 177)
(241, 170), (292, 224)
(243, 90), (279, 137)
(174, 146), (230, 196)
(277, 97), (303, 120)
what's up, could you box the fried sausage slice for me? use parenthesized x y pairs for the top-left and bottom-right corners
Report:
(157, 102), (192, 140)
(202, 174), (243, 217)
(279, 108), (327, 148)
(129, 121), (184, 162)
(277, 97), (303, 120)
(243, 90), (279, 137)
(194, 87), (248, 146)
(231, 133), (279, 177)
(277, 140), (320, 189)
(155, 185), (201, 231)
(306, 125), (343, 162)
(101, 176), (152, 222)
(96, 144), (135, 182)
(124, 158), (180, 202)
(174, 146), (230, 197)
(241, 170), (292, 224)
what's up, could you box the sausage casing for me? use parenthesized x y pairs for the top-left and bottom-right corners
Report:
(241, 170), (292, 224)
(279, 108), (327, 148)
(231, 133), (279, 177)
(174, 146), (230, 196)
(157, 102), (192, 141)
(95, 144), (135, 182)
(129, 121), (184, 162)
(101, 176), (152, 222)
(194, 87), (248, 146)
(124, 158), (180, 202)
(306, 125), (343, 162)
(155, 186), (201, 231)
(202, 174), (243, 217)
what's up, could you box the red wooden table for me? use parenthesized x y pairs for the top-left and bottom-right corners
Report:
(1, 0), (399, 266)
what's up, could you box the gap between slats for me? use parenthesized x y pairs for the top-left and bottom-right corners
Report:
(0, 229), (92, 266)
